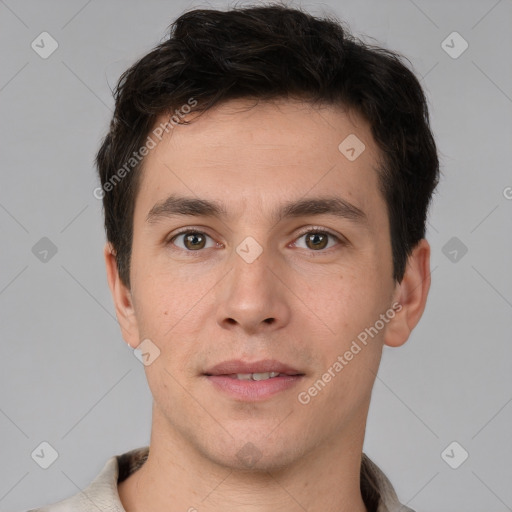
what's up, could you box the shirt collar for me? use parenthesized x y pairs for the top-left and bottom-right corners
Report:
(42, 446), (414, 512)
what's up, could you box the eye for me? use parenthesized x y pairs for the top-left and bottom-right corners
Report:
(167, 227), (345, 253)
(168, 230), (218, 251)
(292, 228), (344, 251)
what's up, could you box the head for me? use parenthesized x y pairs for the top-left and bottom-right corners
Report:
(98, 3), (438, 475)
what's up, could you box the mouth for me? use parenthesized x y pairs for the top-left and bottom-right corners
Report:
(218, 371), (300, 381)
(203, 359), (305, 401)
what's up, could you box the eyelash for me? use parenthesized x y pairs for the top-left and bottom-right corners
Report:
(167, 226), (346, 254)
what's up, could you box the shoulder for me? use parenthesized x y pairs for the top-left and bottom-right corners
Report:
(22, 454), (119, 511)
(361, 453), (416, 512)
(22, 446), (149, 512)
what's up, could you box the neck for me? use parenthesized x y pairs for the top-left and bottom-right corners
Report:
(119, 406), (369, 512)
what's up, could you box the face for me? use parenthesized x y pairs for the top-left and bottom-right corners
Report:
(111, 99), (410, 471)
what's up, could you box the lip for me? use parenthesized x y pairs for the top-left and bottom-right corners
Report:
(203, 359), (305, 402)
(204, 359), (303, 376)
(206, 374), (304, 401)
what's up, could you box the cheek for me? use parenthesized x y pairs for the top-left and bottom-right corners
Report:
(318, 265), (388, 329)
(134, 266), (196, 328)
(305, 266), (390, 392)
(133, 272), (213, 369)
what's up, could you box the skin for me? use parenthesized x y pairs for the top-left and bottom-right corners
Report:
(105, 98), (431, 512)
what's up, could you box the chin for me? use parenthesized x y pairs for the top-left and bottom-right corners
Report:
(202, 434), (307, 473)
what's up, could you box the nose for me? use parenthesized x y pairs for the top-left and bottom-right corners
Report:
(215, 245), (291, 335)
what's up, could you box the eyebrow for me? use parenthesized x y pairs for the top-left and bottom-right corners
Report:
(146, 194), (368, 226)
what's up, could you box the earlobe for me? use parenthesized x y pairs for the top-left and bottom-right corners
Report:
(103, 242), (140, 348)
(384, 239), (431, 348)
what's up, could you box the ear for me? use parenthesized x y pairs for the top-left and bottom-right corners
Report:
(103, 242), (140, 348)
(384, 238), (431, 348)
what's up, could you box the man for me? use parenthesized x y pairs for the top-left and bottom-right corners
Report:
(30, 3), (438, 511)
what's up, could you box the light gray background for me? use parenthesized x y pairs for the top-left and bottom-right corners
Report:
(1, 0), (511, 511)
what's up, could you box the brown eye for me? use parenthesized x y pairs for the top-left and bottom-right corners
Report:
(170, 231), (214, 251)
(294, 229), (342, 252)
(183, 232), (206, 250)
(305, 232), (329, 250)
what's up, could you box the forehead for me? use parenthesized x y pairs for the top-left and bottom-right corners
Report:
(134, 98), (386, 226)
